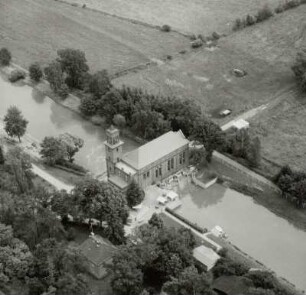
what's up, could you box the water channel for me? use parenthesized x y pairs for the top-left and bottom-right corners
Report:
(1, 76), (306, 291)
(175, 179), (306, 291)
(0, 76), (138, 176)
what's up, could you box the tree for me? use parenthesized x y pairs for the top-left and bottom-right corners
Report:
(40, 136), (67, 165)
(87, 70), (112, 99)
(57, 48), (89, 89)
(79, 96), (97, 116)
(148, 213), (164, 229)
(162, 266), (214, 295)
(44, 61), (66, 97)
(0, 48), (11, 66)
(0, 146), (5, 165)
(4, 106), (28, 142)
(58, 133), (84, 163)
(71, 179), (128, 244)
(212, 257), (248, 278)
(6, 147), (33, 193)
(0, 223), (33, 284)
(29, 63), (43, 82)
(55, 273), (90, 295)
(113, 114), (127, 128)
(292, 49), (306, 91)
(247, 136), (261, 168)
(126, 181), (145, 207)
(110, 248), (144, 295)
(193, 119), (225, 162)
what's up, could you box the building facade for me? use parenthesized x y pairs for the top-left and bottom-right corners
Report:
(105, 126), (189, 191)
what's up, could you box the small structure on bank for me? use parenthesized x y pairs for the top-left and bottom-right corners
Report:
(231, 119), (249, 131)
(79, 234), (117, 279)
(193, 245), (220, 271)
(105, 126), (190, 191)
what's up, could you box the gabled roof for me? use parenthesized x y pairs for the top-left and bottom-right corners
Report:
(122, 130), (189, 170)
(79, 235), (117, 266)
(193, 245), (220, 270)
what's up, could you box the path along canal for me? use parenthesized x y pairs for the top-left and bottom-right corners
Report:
(0, 76), (138, 176)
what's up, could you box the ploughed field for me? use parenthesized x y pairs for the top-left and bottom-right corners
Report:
(0, 0), (189, 74)
(62, 0), (282, 35)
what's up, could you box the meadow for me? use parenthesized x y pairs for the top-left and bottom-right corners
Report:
(62, 0), (284, 35)
(0, 0), (189, 74)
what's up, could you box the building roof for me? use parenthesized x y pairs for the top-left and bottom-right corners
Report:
(108, 175), (129, 190)
(193, 245), (220, 270)
(122, 130), (189, 170)
(79, 235), (117, 267)
(212, 275), (254, 295)
(116, 161), (137, 176)
(232, 119), (249, 130)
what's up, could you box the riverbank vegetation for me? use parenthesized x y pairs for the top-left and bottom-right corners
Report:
(292, 48), (306, 92)
(274, 165), (306, 208)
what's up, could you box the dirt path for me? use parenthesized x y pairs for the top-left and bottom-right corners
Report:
(221, 85), (297, 131)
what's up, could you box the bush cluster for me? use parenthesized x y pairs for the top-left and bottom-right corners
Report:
(275, 0), (304, 13)
(161, 24), (171, 32)
(233, 5), (273, 31)
(165, 207), (208, 234)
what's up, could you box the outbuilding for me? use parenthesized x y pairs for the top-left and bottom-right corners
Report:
(193, 245), (220, 271)
(167, 191), (178, 201)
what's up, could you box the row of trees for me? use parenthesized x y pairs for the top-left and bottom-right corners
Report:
(274, 165), (306, 208)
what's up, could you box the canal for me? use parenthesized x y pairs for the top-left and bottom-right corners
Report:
(174, 179), (306, 291)
(0, 76), (138, 176)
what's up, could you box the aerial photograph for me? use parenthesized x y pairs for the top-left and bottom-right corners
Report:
(0, 0), (306, 294)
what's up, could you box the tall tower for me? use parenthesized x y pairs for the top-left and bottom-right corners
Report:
(104, 126), (124, 177)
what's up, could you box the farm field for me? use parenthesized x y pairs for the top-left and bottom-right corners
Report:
(63, 0), (283, 35)
(249, 91), (306, 172)
(114, 6), (306, 122)
(0, 0), (189, 74)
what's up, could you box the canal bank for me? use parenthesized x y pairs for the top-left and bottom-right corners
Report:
(0, 72), (139, 177)
(171, 177), (306, 292)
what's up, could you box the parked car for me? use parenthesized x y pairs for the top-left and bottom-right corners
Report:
(219, 109), (232, 117)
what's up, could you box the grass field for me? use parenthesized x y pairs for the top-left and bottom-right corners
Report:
(0, 0), (189, 74)
(114, 6), (306, 122)
(63, 0), (282, 35)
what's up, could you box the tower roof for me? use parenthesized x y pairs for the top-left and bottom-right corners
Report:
(122, 130), (189, 170)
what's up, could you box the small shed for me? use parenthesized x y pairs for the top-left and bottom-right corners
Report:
(157, 196), (168, 205)
(232, 119), (249, 130)
(79, 234), (117, 279)
(193, 245), (220, 271)
(167, 191), (178, 201)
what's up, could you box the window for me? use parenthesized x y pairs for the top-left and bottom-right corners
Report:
(171, 158), (174, 169)
(147, 171), (150, 177)
(156, 169), (158, 178)
(143, 173), (146, 180)
(167, 160), (170, 171)
(183, 151), (186, 163)
(117, 158), (120, 162)
(159, 167), (162, 176)
(116, 148), (119, 152)
(179, 153), (182, 165)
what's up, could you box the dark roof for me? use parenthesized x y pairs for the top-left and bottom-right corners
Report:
(212, 276), (254, 295)
(122, 130), (189, 170)
(79, 235), (117, 266)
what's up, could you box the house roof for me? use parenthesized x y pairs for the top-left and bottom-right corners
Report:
(212, 275), (254, 295)
(79, 235), (117, 266)
(116, 161), (137, 176)
(122, 130), (189, 170)
(193, 245), (220, 270)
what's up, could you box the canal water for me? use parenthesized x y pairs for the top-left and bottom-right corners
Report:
(175, 179), (306, 291)
(0, 76), (138, 176)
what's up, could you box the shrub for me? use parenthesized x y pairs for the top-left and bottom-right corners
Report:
(8, 70), (26, 82)
(233, 18), (245, 31)
(57, 84), (69, 99)
(275, 4), (285, 13)
(256, 5), (273, 22)
(113, 114), (126, 127)
(191, 39), (204, 48)
(59, 160), (87, 173)
(79, 96), (97, 116)
(0, 48), (12, 66)
(161, 24), (171, 32)
(189, 34), (197, 41)
(246, 14), (256, 26)
(82, 4), (86, 8)
(211, 31), (221, 40)
(66, 227), (76, 241)
(283, 0), (300, 9)
(29, 63), (43, 82)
